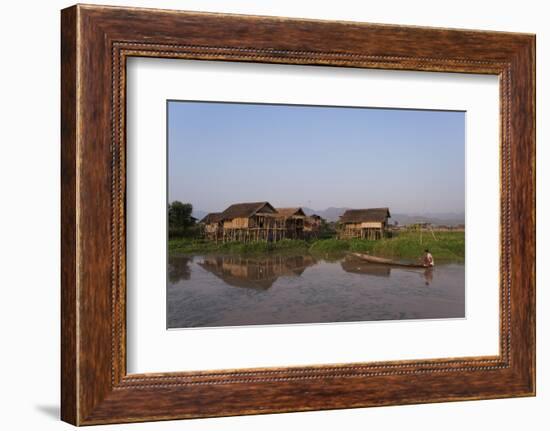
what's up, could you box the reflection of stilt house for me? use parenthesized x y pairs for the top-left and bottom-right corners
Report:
(338, 208), (391, 240)
(200, 212), (224, 241)
(220, 202), (286, 242)
(304, 214), (322, 239)
(198, 254), (316, 289)
(275, 208), (306, 239)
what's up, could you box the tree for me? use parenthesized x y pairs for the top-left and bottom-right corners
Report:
(168, 201), (195, 230)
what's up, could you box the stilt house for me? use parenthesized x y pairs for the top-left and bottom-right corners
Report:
(275, 207), (306, 239)
(304, 214), (322, 238)
(200, 212), (224, 241)
(338, 208), (391, 240)
(220, 201), (286, 242)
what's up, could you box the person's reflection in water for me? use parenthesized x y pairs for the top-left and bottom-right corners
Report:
(423, 268), (434, 286)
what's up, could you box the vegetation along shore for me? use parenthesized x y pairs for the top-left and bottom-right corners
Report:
(169, 231), (464, 261)
(167, 201), (464, 261)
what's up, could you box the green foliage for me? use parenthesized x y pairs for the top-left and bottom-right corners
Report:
(348, 231), (465, 261)
(168, 201), (198, 238)
(318, 220), (337, 239)
(308, 238), (350, 253)
(169, 231), (465, 262)
(168, 225), (201, 239)
(168, 238), (310, 255)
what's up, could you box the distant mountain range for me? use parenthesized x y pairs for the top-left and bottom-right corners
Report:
(192, 207), (464, 226)
(302, 207), (346, 222)
(388, 213), (465, 227)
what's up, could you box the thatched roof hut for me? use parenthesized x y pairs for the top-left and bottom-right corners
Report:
(275, 207), (306, 239)
(200, 212), (225, 240)
(304, 214), (323, 237)
(218, 202), (282, 241)
(339, 208), (391, 223)
(275, 207), (306, 218)
(200, 212), (224, 224)
(338, 208), (391, 240)
(220, 201), (277, 219)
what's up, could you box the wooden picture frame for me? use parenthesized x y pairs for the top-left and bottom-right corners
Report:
(61, 4), (535, 425)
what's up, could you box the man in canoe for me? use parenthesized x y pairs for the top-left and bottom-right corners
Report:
(422, 249), (435, 268)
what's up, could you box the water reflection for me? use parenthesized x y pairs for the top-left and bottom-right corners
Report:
(167, 252), (465, 328)
(423, 268), (434, 285)
(197, 254), (317, 289)
(341, 256), (436, 285)
(340, 256), (391, 277)
(168, 255), (192, 283)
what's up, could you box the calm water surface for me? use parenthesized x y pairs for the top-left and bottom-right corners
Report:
(167, 253), (465, 328)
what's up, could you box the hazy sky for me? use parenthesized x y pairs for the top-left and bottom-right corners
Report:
(168, 101), (465, 214)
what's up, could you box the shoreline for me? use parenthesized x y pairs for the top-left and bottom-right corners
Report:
(168, 232), (465, 261)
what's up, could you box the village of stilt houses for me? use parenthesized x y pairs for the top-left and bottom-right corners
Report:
(167, 199), (466, 328)
(168, 201), (466, 328)
(166, 101), (466, 328)
(168, 197), (465, 261)
(199, 201), (392, 243)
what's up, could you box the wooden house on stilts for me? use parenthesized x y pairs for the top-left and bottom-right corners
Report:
(275, 208), (306, 239)
(338, 208), (391, 240)
(200, 212), (224, 241)
(219, 201), (286, 242)
(198, 202), (324, 243)
(304, 214), (322, 239)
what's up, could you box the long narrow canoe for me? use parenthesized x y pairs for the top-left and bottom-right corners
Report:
(351, 252), (429, 269)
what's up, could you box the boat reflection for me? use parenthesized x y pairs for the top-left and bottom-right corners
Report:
(198, 254), (317, 289)
(340, 256), (391, 277)
(341, 255), (435, 285)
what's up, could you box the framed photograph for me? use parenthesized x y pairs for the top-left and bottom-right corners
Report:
(61, 4), (535, 425)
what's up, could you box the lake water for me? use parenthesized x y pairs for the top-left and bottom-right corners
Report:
(167, 253), (465, 328)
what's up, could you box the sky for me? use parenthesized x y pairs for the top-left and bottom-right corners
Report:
(168, 101), (465, 215)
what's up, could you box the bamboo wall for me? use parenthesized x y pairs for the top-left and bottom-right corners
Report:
(203, 214), (310, 243)
(338, 222), (387, 240)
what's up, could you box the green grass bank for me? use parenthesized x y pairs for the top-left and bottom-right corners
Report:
(169, 231), (464, 261)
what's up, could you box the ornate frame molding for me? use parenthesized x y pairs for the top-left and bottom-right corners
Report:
(61, 5), (535, 425)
